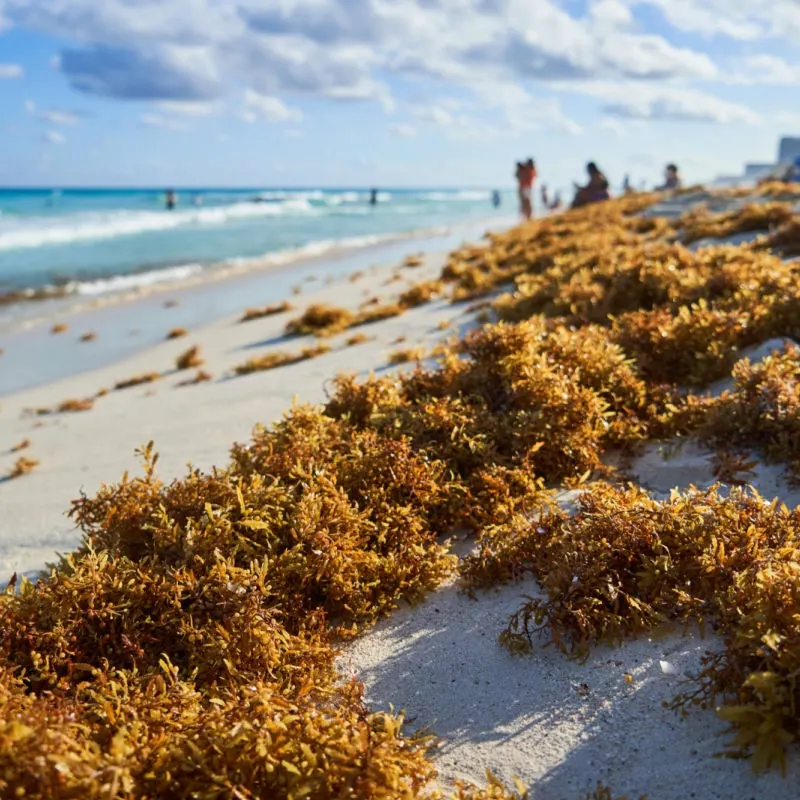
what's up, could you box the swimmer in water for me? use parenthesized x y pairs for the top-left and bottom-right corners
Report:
(165, 189), (177, 210)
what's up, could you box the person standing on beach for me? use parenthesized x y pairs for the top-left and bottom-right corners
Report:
(492, 190), (501, 208)
(165, 189), (177, 210)
(541, 184), (549, 210)
(515, 159), (536, 219)
(370, 189), (378, 206)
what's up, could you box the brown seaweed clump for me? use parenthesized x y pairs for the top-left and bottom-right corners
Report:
(113, 372), (161, 391)
(286, 304), (355, 336)
(166, 327), (188, 339)
(50, 323), (68, 335)
(233, 343), (331, 375)
(388, 347), (426, 365)
(79, 332), (97, 343)
(10, 439), (30, 452)
(345, 332), (372, 347)
(7, 456), (39, 479)
(239, 301), (293, 322)
(176, 369), (213, 387)
(31, 398), (95, 415)
(399, 280), (444, 309)
(175, 345), (204, 371)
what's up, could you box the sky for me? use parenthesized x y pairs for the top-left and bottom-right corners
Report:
(2, 0), (800, 189)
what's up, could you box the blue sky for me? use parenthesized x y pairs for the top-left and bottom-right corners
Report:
(2, 0), (800, 189)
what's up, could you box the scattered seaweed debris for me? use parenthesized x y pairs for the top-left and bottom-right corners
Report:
(50, 323), (68, 335)
(239, 301), (293, 322)
(10, 439), (30, 453)
(79, 332), (97, 343)
(166, 327), (188, 340)
(113, 372), (161, 391)
(7, 456), (39, 479)
(345, 333), (372, 347)
(403, 253), (425, 268)
(233, 343), (331, 375)
(175, 345), (204, 371)
(163, 299), (180, 308)
(286, 304), (355, 336)
(388, 347), (426, 365)
(176, 369), (213, 388)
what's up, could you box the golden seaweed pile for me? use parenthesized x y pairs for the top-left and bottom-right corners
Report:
(7, 192), (800, 796)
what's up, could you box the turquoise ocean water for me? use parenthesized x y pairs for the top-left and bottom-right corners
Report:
(0, 187), (508, 302)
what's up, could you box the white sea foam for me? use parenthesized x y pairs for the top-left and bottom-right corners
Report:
(74, 263), (205, 296)
(0, 198), (317, 251)
(59, 225), (452, 298)
(422, 190), (491, 202)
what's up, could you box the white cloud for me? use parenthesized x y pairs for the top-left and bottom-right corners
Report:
(140, 113), (188, 131)
(599, 117), (627, 136)
(412, 106), (454, 126)
(571, 83), (760, 125)
(389, 123), (417, 138)
(630, 0), (800, 41)
(157, 99), (221, 116)
(25, 100), (82, 125)
(740, 55), (800, 85)
(0, 63), (23, 78)
(42, 130), (65, 144)
(241, 89), (303, 122)
(2, 0), (720, 107)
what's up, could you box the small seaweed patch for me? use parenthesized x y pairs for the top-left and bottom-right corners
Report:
(7, 456), (39, 479)
(233, 343), (331, 375)
(345, 332), (372, 347)
(166, 327), (188, 340)
(286, 304), (355, 336)
(50, 323), (68, 335)
(399, 280), (444, 309)
(10, 439), (30, 453)
(176, 369), (213, 387)
(403, 253), (425, 268)
(239, 301), (293, 323)
(79, 332), (97, 343)
(175, 345), (204, 371)
(114, 373), (161, 391)
(388, 346), (426, 365)
(31, 398), (95, 415)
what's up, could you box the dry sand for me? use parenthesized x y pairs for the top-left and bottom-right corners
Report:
(2, 200), (799, 798)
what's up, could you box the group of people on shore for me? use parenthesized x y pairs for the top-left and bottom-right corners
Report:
(514, 160), (682, 219)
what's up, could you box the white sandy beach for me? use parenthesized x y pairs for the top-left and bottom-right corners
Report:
(2, 199), (799, 799)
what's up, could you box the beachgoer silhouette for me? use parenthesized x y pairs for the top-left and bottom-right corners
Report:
(166, 189), (177, 210)
(571, 162), (610, 208)
(656, 164), (681, 191)
(541, 184), (549, 209)
(492, 190), (501, 208)
(370, 189), (378, 206)
(515, 159), (536, 219)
